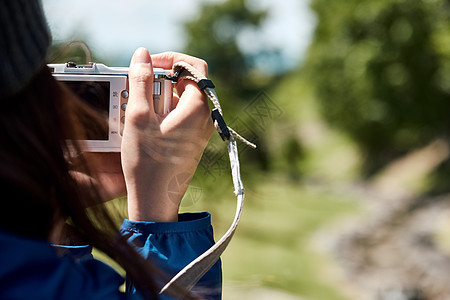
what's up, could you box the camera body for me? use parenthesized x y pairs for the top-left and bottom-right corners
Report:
(48, 62), (173, 152)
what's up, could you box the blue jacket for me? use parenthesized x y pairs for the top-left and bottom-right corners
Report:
(0, 212), (222, 299)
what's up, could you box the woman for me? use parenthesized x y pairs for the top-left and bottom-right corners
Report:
(0, 0), (221, 299)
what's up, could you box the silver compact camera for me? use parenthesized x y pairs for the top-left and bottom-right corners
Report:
(48, 62), (173, 152)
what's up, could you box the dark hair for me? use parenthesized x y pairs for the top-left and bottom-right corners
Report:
(0, 65), (178, 299)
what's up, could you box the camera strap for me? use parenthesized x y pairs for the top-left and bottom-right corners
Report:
(159, 62), (256, 297)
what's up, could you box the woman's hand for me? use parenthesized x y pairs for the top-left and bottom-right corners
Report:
(121, 48), (214, 222)
(69, 152), (126, 203)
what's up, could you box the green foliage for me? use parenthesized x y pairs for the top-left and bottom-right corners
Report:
(306, 0), (450, 175)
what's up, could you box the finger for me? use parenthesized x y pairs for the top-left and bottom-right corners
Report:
(151, 52), (208, 77)
(151, 51), (210, 105)
(127, 48), (156, 124)
(152, 51), (210, 120)
(176, 84), (209, 114)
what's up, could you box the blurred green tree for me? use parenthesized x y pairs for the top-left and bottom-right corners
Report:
(182, 0), (279, 173)
(183, 0), (269, 104)
(306, 0), (450, 180)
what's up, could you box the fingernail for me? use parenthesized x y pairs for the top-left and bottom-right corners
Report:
(132, 47), (151, 64)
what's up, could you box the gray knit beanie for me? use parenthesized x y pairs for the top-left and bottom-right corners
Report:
(0, 0), (51, 97)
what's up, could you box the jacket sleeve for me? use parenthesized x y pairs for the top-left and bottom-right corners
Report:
(120, 212), (222, 300)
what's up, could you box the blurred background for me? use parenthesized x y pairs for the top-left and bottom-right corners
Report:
(43, 0), (450, 299)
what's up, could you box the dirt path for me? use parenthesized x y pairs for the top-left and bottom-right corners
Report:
(336, 195), (450, 299)
(317, 140), (450, 299)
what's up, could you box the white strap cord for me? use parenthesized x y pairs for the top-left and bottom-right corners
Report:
(159, 62), (255, 297)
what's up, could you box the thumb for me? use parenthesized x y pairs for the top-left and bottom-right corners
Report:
(127, 48), (155, 124)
